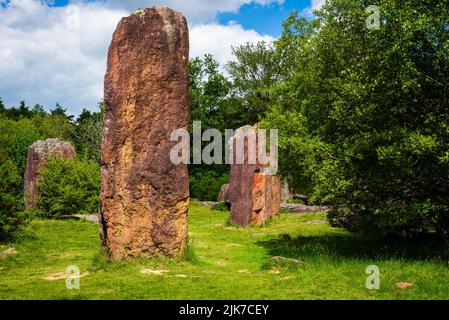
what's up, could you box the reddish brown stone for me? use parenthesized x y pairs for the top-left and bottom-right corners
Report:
(228, 125), (281, 227)
(100, 7), (189, 260)
(24, 139), (76, 209)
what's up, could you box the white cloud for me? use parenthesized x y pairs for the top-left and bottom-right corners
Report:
(0, 0), (127, 114)
(301, 0), (325, 18)
(103, 0), (285, 24)
(0, 0), (278, 115)
(190, 23), (275, 68)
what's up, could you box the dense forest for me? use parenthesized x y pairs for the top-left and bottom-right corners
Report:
(1, 0), (448, 241)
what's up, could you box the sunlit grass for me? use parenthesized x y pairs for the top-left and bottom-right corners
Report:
(0, 202), (448, 300)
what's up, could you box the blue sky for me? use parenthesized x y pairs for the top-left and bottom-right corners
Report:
(218, 1), (309, 37)
(0, 0), (319, 115)
(47, 0), (311, 37)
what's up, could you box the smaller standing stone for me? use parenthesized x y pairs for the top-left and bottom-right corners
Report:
(281, 178), (293, 202)
(24, 138), (76, 209)
(228, 124), (281, 227)
(217, 184), (230, 203)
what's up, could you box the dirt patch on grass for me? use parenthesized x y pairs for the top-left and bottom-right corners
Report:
(0, 248), (18, 258)
(43, 271), (89, 281)
(279, 276), (296, 281)
(226, 243), (243, 248)
(238, 269), (251, 274)
(140, 268), (169, 276)
(396, 282), (415, 289)
(302, 220), (325, 225)
(215, 260), (228, 267)
(268, 267), (281, 274)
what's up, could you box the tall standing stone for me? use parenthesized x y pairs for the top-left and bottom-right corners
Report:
(100, 7), (190, 260)
(24, 139), (76, 209)
(228, 125), (281, 227)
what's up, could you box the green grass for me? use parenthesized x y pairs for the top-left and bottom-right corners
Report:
(1, 202), (448, 300)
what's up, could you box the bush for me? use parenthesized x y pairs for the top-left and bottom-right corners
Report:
(263, 1), (449, 238)
(0, 160), (30, 241)
(211, 202), (229, 212)
(0, 116), (44, 177)
(189, 170), (229, 201)
(36, 158), (100, 217)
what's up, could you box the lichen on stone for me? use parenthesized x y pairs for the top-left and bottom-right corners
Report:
(133, 8), (147, 19)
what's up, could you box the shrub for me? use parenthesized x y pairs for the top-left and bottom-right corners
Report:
(0, 116), (44, 177)
(263, 1), (449, 238)
(36, 157), (100, 217)
(211, 202), (229, 212)
(189, 170), (229, 201)
(0, 160), (31, 241)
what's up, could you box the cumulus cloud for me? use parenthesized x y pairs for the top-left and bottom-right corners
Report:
(0, 0), (127, 114)
(0, 0), (279, 114)
(190, 22), (275, 67)
(301, 0), (325, 18)
(103, 0), (285, 24)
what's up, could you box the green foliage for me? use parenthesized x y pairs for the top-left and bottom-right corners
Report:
(211, 202), (229, 212)
(0, 101), (32, 120)
(0, 116), (44, 177)
(286, 199), (305, 205)
(263, 0), (449, 238)
(0, 160), (30, 241)
(0, 100), (104, 164)
(189, 54), (248, 131)
(36, 158), (100, 217)
(189, 169), (229, 201)
(72, 103), (104, 163)
(181, 239), (200, 264)
(188, 56), (241, 201)
(227, 41), (281, 121)
(32, 113), (74, 143)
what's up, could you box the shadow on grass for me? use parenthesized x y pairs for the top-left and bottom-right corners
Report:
(256, 233), (449, 263)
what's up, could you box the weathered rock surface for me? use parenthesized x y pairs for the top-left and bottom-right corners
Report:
(293, 194), (309, 205)
(217, 184), (230, 203)
(100, 7), (190, 260)
(280, 178), (292, 202)
(228, 125), (281, 227)
(281, 203), (329, 214)
(24, 138), (76, 209)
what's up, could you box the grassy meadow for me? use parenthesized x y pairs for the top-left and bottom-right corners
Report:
(0, 202), (448, 300)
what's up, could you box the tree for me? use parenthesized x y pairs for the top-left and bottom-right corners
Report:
(73, 102), (104, 163)
(263, 0), (449, 237)
(33, 112), (75, 143)
(227, 41), (281, 122)
(51, 103), (74, 122)
(17, 101), (32, 119)
(0, 100), (33, 120)
(0, 160), (30, 241)
(189, 54), (245, 131)
(0, 112), (46, 241)
(31, 104), (46, 116)
(188, 55), (245, 200)
(0, 117), (44, 178)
